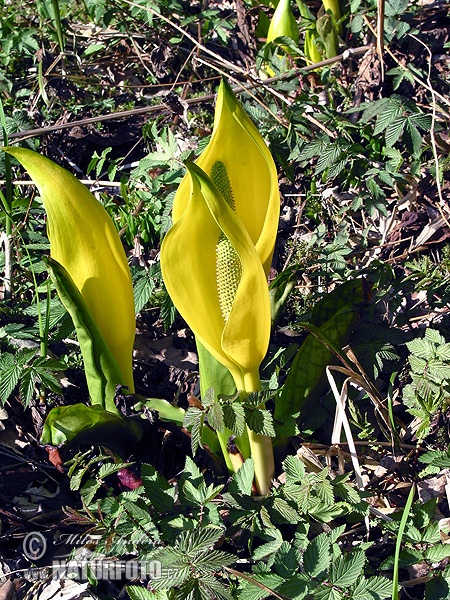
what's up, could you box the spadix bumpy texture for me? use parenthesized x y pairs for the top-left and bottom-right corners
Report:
(172, 79), (280, 279)
(211, 161), (242, 323)
(162, 80), (280, 393)
(4, 147), (135, 395)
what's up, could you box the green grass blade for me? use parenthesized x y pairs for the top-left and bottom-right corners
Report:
(392, 483), (415, 600)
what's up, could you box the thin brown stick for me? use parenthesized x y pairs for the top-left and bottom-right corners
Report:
(7, 45), (371, 144)
(363, 15), (450, 116)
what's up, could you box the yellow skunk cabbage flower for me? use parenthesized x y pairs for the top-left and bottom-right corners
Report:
(161, 162), (271, 394)
(161, 82), (279, 494)
(267, 0), (300, 46)
(4, 147), (135, 396)
(172, 79), (280, 278)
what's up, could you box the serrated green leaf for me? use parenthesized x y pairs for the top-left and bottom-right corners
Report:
(314, 587), (343, 600)
(194, 549), (235, 573)
(180, 479), (205, 506)
(322, 526), (343, 548)
(32, 364), (63, 394)
(0, 350), (33, 404)
(405, 525), (423, 543)
(223, 402), (246, 436)
(270, 496), (301, 524)
(253, 528), (284, 560)
(315, 141), (345, 176)
(330, 550), (365, 587)
(229, 458), (254, 496)
(178, 526), (224, 557)
(238, 572), (285, 600)
(315, 479), (334, 504)
(405, 119), (423, 156)
(133, 272), (156, 315)
(374, 102), (403, 135)
(207, 401), (225, 432)
(309, 501), (351, 522)
(183, 406), (203, 428)
(151, 565), (191, 590)
(283, 455), (306, 482)
(422, 521), (441, 544)
(19, 368), (34, 406)
(197, 574), (234, 600)
(420, 448), (450, 468)
(183, 456), (203, 481)
(409, 113), (432, 131)
(415, 500), (438, 528)
(97, 462), (132, 479)
(303, 533), (331, 578)
(278, 574), (312, 600)
(357, 98), (390, 124)
(183, 407), (204, 455)
(81, 478), (102, 505)
(127, 585), (169, 600)
(141, 464), (176, 512)
(352, 575), (392, 599)
(425, 544), (450, 562)
(297, 138), (326, 161)
(384, 116), (406, 147)
(245, 407), (275, 437)
(273, 541), (300, 578)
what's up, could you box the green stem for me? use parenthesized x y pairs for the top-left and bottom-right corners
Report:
(41, 278), (52, 357)
(25, 247), (46, 358)
(243, 370), (275, 496)
(392, 483), (415, 600)
(0, 100), (12, 299)
(216, 427), (251, 473)
(247, 427), (275, 496)
(50, 0), (65, 53)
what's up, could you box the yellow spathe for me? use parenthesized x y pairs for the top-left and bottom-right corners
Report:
(161, 163), (271, 393)
(267, 0), (299, 45)
(5, 147), (135, 392)
(172, 78), (280, 277)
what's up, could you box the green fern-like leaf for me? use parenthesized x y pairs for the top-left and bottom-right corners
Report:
(303, 533), (331, 578)
(141, 464), (176, 512)
(329, 550), (365, 588)
(177, 526), (224, 556)
(127, 586), (171, 600)
(228, 458), (254, 496)
(351, 575), (394, 599)
(244, 406), (275, 437)
(222, 401), (246, 436)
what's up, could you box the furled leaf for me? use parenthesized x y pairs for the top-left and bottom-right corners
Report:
(275, 279), (367, 423)
(40, 403), (143, 457)
(46, 257), (124, 413)
(4, 147), (135, 396)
